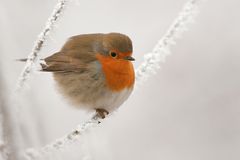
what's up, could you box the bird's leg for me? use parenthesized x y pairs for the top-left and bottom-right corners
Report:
(95, 108), (109, 119)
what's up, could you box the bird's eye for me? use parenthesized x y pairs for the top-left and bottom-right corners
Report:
(109, 51), (117, 58)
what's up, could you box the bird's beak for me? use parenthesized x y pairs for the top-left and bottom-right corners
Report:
(124, 56), (135, 61)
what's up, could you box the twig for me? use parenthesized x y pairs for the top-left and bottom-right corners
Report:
(135, 0), (202, 84)
(15, 0), (67, 92)
(24, 113), (104, 160)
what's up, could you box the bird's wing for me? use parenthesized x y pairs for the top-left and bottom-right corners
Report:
(42, 52), (88, 73)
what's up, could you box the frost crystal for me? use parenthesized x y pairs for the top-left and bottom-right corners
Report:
(24, 113), (103, 160)
(15, 0), (67, 92)
(136, 0), (201, 84)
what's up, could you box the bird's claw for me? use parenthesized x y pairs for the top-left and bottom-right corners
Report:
(95, 108), (109, 119)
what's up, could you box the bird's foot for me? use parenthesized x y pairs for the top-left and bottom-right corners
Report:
(95, 108), (109, 119)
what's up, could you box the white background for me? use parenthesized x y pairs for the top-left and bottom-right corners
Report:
(0, 0), (240, 160)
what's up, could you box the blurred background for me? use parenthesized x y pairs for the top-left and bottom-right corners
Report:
(0, 0), (240, 160)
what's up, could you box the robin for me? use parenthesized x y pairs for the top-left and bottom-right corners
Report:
(37, 33), (135, 118)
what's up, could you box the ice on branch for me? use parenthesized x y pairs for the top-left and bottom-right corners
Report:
(136, 0), (202, 84)
(24, 113), (104, 160)
(15, 0), (67, 92)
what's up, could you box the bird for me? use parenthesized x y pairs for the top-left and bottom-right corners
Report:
(26, 33), (135, 118)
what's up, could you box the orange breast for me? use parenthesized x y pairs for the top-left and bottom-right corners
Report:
(96, 53), (135, 91)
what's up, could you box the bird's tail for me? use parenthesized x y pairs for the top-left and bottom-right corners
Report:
(16, 58), (44, 62)
(16, 58), (28, 62)
(16, 58), (47, 71)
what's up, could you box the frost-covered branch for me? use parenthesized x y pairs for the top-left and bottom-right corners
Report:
(24, 113), (104, 160)
(15, 0), (67, 92)
(136, 0), (202, 84)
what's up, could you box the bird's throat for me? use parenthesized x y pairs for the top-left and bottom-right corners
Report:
(96, 53), (135, 91)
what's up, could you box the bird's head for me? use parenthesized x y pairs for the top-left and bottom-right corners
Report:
(94, 32), (135, 62)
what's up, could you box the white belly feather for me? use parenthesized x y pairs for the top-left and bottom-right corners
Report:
(93, 87), (133, 112)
